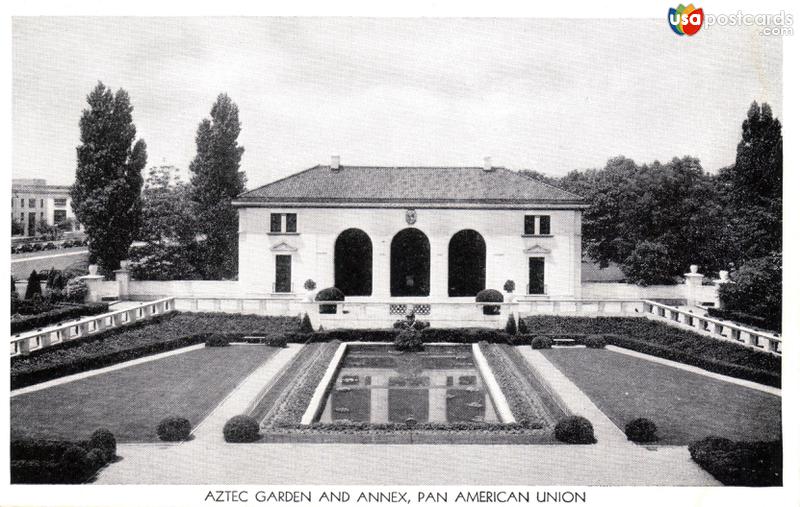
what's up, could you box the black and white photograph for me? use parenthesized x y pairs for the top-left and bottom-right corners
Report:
(3, 2), (798, 505)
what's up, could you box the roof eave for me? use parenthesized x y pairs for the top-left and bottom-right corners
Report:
(232, 198), (588, 210)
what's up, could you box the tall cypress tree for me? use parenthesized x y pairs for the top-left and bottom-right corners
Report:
(70, 82), (147, 275)
(189, 94), (246, 279)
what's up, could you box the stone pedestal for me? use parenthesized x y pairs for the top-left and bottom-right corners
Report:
(114, 267), (130, 300)
(79, 274), (105, 303)
(713, 270), (732, 309)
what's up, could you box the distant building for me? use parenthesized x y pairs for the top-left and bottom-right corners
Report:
(11, 179), (81, 237)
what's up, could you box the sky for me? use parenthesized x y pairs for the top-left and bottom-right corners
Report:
(12, 17), (782, 188)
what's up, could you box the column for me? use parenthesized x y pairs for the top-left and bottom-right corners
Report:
(114, 267), (130, 300)
(79, 274), (106, 303)
(683, 265), (704, 308)
(429, 236), (448, 300)
(372, 238), (391, 299)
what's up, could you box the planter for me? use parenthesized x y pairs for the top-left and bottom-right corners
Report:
(719, 270), (730, 281)
(690, 265), (699, 274)
(88, 264), (99, 276)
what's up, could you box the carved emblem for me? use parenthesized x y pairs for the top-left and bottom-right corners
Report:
(405, 209), (417, 225)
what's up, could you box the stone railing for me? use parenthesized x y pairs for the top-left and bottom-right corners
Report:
(642, 300), (781, 355)
(10, 297), (176, 357)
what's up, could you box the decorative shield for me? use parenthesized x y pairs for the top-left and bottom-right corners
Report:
(405, 209), (417, 225)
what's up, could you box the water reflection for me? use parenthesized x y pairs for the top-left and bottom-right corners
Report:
(317, 345), (499, 424)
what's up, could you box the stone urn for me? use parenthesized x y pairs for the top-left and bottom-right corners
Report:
(119, 259), (130, 270)
(719, 270), (730, 282)
(88, 264), (99, 276)
(689, 265), (699, 274)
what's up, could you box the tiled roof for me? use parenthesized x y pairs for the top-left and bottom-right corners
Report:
(235, 166), (584, 206)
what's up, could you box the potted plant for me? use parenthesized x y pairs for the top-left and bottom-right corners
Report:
(315, 287), (344, 314)
(476, 289), (504, 315)
(503, 279), (515, 302)
(303, 279), (317, 302)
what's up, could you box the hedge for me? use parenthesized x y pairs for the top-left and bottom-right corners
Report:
(286, 327), (514, 345)
(11, 302), (110, 335)
(689, 437), (782, 486)
(11, 313), (296, 389)
(522, 316), (781, 388)
(11, 429), (115, 484)
(707, 307), (780, 333)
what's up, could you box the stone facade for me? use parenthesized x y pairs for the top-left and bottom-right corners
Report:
(234, 163), (585, 301)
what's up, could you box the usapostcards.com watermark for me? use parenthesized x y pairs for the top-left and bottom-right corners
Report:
(706, 10), (793, 36)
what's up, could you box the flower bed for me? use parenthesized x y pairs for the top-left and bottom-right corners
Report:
(11, 303), (110, 335)
(520, 316), (781, 387)
(11, 312), (299, 389)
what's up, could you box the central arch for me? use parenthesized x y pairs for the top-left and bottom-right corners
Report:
(448, 229), (486, 297)
(334, 228), (373, 296)
(390, 228), (430, 297)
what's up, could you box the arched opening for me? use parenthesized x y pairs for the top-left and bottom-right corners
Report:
(334, 228), (373, 296)
(448, 229), (486, 297)
(390, 228), (430, 297)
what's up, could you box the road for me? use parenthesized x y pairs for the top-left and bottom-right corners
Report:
(11, 248), (88, 279)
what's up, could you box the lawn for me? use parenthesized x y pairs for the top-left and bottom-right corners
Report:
(11, 345), (278, 442)
(541, 348), (781, 445)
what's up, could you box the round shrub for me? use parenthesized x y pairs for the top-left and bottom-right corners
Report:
(85, 448), (107, 469)
(395, 329), (424, 352)
(503, 279), (515, 293)
(554, 416), (597, 444)
(315, 287), (344, 314)
(530, 336), (553, 349)
(625, 418), (659, 443)
(205, 334), (230, 347)
(59, 445), (90, 483)
(584, 334), (607, 349)
(157, 416), (192, 442)
(476, 289), (503, 315)
(223, 415), (260, 443)
(303, 279), (317, 291)
(88, 428), (116, 461)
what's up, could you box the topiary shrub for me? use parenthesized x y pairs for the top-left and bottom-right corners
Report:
(476, 289), (503, 315)
(315, 287), (344, 314)
(88, 428), (116, 462)
(505, 314), (517, 335)
(517, 317), (529, 334)
(205, 334), (230, 347)
(689, 436), (782, 486)
(303, 279), (316, 291)
(584, 334), (607, 349)
(395, 329), (424, 352)
(625, 418), (659, 443)
(223, 415), (260, 443)
(157, 416), (192, 442)
(24, 270), (42, 300)
(58, 445), (90, 483)
(299, 313), (314, 333)
(530, 336), (553, 349)
(503, 279), (515, 293)
(554, 416), (597, 444)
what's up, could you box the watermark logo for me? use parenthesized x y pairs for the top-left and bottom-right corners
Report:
(668, 4), (705, 35)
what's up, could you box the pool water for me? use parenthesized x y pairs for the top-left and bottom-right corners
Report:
(316, 344), (500, 424)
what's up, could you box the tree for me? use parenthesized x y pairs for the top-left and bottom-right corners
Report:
(11, 216), (24, 236)
(24, 270), (41, 300)
(70, 82), (147, 275)
(719, 252), (781, 331)
(130, 165), (200, 280)
(35, 222), (62, 241)
(189, 94), (246, 279)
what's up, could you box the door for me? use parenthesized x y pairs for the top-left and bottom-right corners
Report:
(528, 257), (545, 295)
(275, 255), (292, 293)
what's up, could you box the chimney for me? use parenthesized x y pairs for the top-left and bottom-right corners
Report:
(483, 156), (493, 172)
(331, 155), (341, 171)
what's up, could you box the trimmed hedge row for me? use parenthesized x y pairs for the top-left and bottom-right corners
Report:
(707, 307), (780, 333)
(11, 313), (300, 389)
(287, 327), (514, 344)
(11, 428), (116, 484)
(521, 316), (781, 387)
(689, 437), (782, 486)
(11, 302), (110, 334)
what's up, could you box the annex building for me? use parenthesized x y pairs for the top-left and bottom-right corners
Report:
(232, 158), (587, 303)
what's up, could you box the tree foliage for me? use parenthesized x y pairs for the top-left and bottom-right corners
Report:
(188, 94), (246, 279)
(70, 82), (146, 275)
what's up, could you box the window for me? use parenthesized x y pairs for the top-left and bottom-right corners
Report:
(54, 209), (67, 224)
(270, 213), (282, 233)
(528, 257), (545, 295)
(274, 255), (292, 293)
(40, 199), (43, 207)
(285, 213), (297, 233)
(523, 215), (551, 235)
(269, 213), (298, 233)
(21, 199), (24, 208)
(54, 198), (67, 207)
(29, 199), (35, 208)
